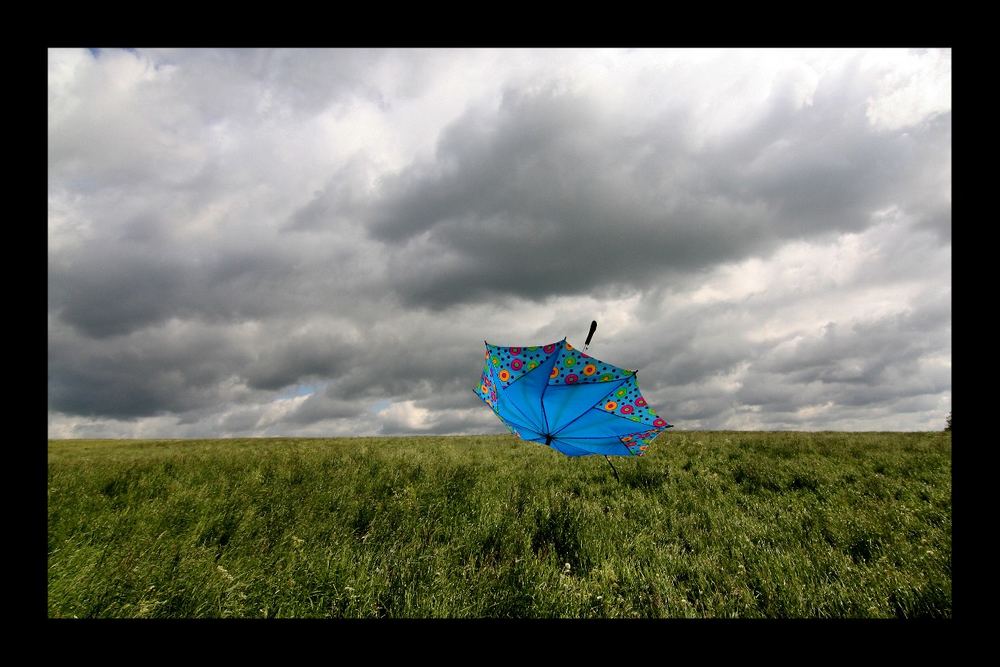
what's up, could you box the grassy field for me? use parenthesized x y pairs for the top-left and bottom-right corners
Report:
(47, 431), (951, 618)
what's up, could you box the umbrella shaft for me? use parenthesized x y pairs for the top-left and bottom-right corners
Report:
(604, 455), (620, 482)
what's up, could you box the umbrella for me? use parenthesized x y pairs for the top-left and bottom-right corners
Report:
(474, 321), (672, 478)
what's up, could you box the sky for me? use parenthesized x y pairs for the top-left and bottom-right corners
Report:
(47, 48), (951, 438)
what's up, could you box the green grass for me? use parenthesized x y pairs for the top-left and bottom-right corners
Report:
(47, 431), (951, 618)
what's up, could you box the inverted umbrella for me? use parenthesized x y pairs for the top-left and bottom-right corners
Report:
(474, 322), (672, 477)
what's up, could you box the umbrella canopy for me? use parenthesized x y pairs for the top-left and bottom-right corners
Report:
(474, 337), (672, 457)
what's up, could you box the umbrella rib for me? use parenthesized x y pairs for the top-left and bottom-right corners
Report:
(554, 432), (657, 440)
(488, 360), (546, 435)
(503, 354), (631, 390)
(486, 338), (565, 436)
(555, 432), (648, 455)
(498, 340), (563, 390)
(539, 382), (551, 435)
(537, 337), (567, 435)
(474, 390), (541, 436)
(499, 395), (543, 436)
(556, 405), (672, 437)
(546, 438), (593, 457)
(551, 436), (636, 458)
(547, 378), (630, 438)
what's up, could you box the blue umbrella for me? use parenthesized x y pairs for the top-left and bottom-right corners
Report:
(474, 322), (672, 477)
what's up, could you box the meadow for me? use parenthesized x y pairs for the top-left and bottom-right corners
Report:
(47, 431), (951, 618)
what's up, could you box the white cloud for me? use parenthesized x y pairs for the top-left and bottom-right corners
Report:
(864, 48), (951, 131)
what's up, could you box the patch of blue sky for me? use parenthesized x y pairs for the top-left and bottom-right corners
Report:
(277, 383), (325, 400)
(86, 47), (139, 59)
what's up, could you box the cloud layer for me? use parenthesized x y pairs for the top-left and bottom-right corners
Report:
(48, 48), (951, 437)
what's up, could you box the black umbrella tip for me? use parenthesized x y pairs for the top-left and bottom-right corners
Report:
(585, 320), (598, 347)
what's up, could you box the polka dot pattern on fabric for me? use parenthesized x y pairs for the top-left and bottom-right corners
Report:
(594, 376), (662, 427)
(483, 340), (562, 388)
(618, 427), (669, 457)
(547, 340), (633, 386)
(475, 366), (499, 412)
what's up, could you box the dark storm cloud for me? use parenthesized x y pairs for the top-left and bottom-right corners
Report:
(242, 329), (360, 391)
(48, 319), (254, 418)
(217, 409), (268, 434)
(48, 241), (299, 338)
(753, 299), (950, 386)
(282, 158), (373, 234)
(314, 328), (484, 402)
(282, 390), (364, 425)
(634, 303), (759, 388)
(364, 72), (950, 310)
(672, 293), (952, 426)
